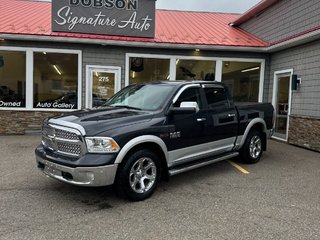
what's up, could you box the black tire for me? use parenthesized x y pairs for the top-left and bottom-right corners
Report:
(239, 130), (263, 164)
(115, 149), (161, 201)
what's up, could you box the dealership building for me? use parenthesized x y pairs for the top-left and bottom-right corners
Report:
(0, 0), (319, 152)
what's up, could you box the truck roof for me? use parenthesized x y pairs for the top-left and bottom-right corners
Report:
(136, 80), (225, 87)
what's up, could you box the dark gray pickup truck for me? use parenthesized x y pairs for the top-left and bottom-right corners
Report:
(35, 81), (274, 201)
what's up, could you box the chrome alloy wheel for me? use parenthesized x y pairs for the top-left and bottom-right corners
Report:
(129, 157), (157, 194)
(249, 135), (262, 159)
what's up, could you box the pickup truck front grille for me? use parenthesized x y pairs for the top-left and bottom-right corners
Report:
(57, 142), (82, 156)
(55, 128), (79, 141)
(42, 124), (85, 158)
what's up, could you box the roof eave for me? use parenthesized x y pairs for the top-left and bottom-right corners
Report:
(0, 34), (267, 52)
(1, 28), (319, 53)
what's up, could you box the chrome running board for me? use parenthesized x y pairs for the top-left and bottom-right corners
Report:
(168, 152), (239, 176)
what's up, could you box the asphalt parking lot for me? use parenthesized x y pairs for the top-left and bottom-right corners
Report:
(0, 134), (319, 240)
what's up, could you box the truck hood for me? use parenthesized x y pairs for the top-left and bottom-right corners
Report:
(49, 107), (154, 136)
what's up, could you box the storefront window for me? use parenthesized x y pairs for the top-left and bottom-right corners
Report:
(129, 58), (170, 84)
(222, 61), (261, 102)
(176, 59), (216, 81)
(92, 71), (115, 107)
(0, 51), (26, 108)
(33, 52), (78, 110)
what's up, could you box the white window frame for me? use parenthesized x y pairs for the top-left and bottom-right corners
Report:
(219, 58), (266, 103)
(0, 46), (82, 112)
(85, 65), (121, 108)
(125, 53), (265, 102)
(272, 69), (293, 142)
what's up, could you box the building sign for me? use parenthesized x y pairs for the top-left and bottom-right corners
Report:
(0, 101), (23, 108)
(52, 0), (156, 38)
(35, 102), (76, 109)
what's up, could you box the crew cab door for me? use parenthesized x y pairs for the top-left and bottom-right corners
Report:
(167, 85), (209, 166)
(202, 84), (238, 154)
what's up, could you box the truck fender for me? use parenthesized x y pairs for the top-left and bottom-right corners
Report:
(236, 118), (267, 150)
(114, 135), (169, 164)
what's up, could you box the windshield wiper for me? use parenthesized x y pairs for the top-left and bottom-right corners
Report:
(111, 105), (142, 111)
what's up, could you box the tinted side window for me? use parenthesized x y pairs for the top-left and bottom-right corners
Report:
(204, 88), (228, 109)
(173, 88), (202, 108)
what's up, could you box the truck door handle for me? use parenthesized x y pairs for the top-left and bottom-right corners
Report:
(228, 113), (236, 117)
(197, 118), (207, 122)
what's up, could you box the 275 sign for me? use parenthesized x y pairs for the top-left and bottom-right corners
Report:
(52, 0), (156, 38)
(99, 76), (110, 82)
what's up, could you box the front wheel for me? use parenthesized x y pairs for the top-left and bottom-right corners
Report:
(115, 149), (161, 201)
(239, 130), (263, 164)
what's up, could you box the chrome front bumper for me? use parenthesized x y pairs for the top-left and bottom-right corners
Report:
(36, 156), (118, 187)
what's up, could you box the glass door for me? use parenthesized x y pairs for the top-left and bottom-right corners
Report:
(272, 72), (292, 140)
(86, 66), (121, 108)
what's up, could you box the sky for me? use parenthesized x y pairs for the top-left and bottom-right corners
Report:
(156, 0), (262, 14)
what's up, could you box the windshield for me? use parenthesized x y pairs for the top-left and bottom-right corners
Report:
(106, 84), (175, 111)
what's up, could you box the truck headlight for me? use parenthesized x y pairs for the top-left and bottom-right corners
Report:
(85, 137), (120, 153)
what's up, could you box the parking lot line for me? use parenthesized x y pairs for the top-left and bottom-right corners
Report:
(227, 161), (250, 174)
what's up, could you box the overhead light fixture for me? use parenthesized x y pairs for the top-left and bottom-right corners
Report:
(132, 71), (136, 79)
(241, 67), (260, 73)
(53, 64), (62, 75)
(43, 52), (47, 55)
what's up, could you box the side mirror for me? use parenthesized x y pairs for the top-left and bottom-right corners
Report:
(169, 101), (199, 115)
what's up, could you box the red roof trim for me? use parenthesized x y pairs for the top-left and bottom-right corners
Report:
(269, 26), (320, 46)
(231, 0), (280, 26)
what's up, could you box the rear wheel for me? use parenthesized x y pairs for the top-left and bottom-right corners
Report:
(239, 130), (263, 164)
(115, 149), (161, 201)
